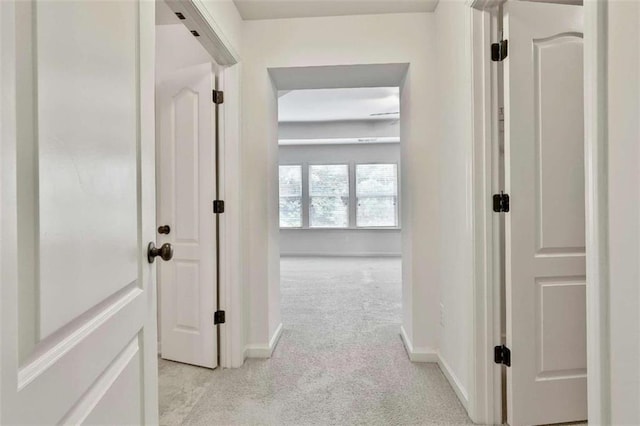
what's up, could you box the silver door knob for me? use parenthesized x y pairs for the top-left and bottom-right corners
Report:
(147, 242), (173, 263)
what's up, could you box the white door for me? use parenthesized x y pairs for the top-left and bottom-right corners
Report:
(157, 63), (218, 369)
(1, 1), (158, 424)
(503, 2), (586, 425)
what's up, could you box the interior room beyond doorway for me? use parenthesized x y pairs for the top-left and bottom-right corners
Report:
(277, 84), (404, 369)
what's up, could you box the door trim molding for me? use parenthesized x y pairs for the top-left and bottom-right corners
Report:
(217, 65), (245, 368)
(468, 2), (502, 424)
(584, 1), (610, 424)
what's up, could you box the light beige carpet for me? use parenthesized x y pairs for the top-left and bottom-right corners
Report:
(159, 257), (473, 426)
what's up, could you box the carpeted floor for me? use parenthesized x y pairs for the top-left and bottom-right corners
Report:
(159, 257), (473, 425)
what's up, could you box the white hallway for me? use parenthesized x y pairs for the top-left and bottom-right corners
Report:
(0, 0), (638, 425)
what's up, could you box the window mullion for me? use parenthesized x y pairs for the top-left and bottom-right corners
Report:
(302, 162), (310, 228)
(349, 162), (356, 228)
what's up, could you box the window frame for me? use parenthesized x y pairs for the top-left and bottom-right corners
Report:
(278, 161), (401, 231)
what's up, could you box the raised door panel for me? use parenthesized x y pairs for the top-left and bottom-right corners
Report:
(535, 36), (585, 255)
(173, 88), (200, 244)
(537, 278), (587, 376)
(36, 0), (139, 340)
(175, 262), (201, 331)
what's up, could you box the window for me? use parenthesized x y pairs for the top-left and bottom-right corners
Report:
(309, 165), (349, 228)
(356, 164), (398, 227)
(279, 165), (302, 228)
(278, 162), (401, 229)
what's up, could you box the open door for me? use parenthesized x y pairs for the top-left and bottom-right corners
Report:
(157, 63), (218, 369)
(503, 2), (586, 425)
(1, 1), (158, 424)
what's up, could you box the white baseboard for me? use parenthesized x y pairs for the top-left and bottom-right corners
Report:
(280, 253), (401, 258)
(399, 326), (438, 362)
(437, 353), (470, 411)
(245, 323), (283, 359)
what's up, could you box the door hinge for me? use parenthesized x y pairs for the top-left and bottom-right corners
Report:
(493, 192), (510, 213)
(494, 345), (511, 367)
(212, 90), (224, 104)
(491, 39), (508, 62)
(213, 200), (225, 214)
(214, 310), (226, 325)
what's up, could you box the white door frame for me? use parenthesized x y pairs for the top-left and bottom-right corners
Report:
(467, 1), (503, 423)
(467, 0), (609, 424)
(582, 1), (609, 423)
(161, 0), (244, 369)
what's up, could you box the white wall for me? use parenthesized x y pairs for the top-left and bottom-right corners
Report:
(280, 229), (401, 257)
(156, 24), (215, 82)
(606, 1), (640, 423)
(241, 13), (439, 354)
(279, 119), (399, 140)
(434, 0), (474, 406)
(279, 142), (401, 257)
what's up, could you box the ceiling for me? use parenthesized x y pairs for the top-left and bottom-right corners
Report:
(233, 0), (439, 21)
(269, 63), (408, 91)
(278, 87), (400, 122)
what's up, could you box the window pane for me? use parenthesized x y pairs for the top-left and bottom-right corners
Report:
(356, 164), (398, 227)
(309, 165), (349, 227)
(357, 196), (397, 227)
(356, 164), (398, 196)
(309, 165), (349, 196)
(279, 165), (302, 196)
(279, 197), (302, 227)
(279, 165), (302, 227)
(310, 196), (349, 228)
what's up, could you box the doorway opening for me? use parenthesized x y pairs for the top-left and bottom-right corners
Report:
(154, 1), (224, 422)
(277, 86), (403, 360)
